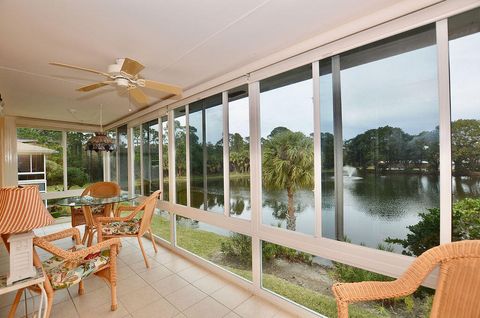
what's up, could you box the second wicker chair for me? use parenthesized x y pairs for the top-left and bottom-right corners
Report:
(96, 190), (161, 268)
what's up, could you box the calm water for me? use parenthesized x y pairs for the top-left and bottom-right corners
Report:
(172, 174), (480, 252)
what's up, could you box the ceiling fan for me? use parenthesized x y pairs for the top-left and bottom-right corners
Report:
(49, 58), (182, 106)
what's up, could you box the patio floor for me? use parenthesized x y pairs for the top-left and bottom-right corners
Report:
(0, 223), (296, 318)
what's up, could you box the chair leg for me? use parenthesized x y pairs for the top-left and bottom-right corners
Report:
(45, 288), (54, 318)
(78, 280), (85, 295)
(137, 237), (150, 268)
(82, 226), (89, 245)
(87, 230), (94, 247)
(110, 244), (118, 311)
(7, 288), (24, 318)
(149, 228), (158, 253)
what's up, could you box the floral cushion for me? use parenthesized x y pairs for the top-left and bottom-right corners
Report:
(101, 219), (141, 236)
(42, 245), (110, 290)
(91, 205), (105, 215)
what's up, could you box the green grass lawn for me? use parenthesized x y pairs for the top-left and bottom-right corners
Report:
(149, 216), (392, 317)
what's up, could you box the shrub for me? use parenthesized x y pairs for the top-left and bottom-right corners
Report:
(67, 167), (88, 189)
(386, 198), (480, 256)
(220, 234), (313, 264)
(220, 233), (252, 265)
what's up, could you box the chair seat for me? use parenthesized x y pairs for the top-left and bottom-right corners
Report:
(42, 245), (110, 290)
(91, 205), (105, 214)
(101, 219), (141, 236)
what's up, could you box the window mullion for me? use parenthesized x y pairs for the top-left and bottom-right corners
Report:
(437, 18), (452, 244)
(332, 55), (344, 241)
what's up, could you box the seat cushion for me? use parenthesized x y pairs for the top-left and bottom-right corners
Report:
(42, 245), (110, 290)
(91, 205), (105, 214)
(101, 219), (141, 236)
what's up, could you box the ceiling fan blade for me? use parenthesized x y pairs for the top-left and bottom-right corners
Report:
(121, 58), (144, 76)
(142, 79), (182, 96)
(49, 62), (112, 78)
(129, 88), (149, 106)
(77, 81), (114, 92)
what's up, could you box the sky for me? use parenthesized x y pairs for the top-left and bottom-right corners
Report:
(179, 29), (479, 144)
(450, 31), (480, 121)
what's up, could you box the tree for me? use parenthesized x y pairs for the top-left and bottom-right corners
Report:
(344, 126), (411, 172)
(67, 167), (88, 189)
(386, 198), (480, 256)
(262, 129), (314, 231)
(451, 119), (480, 176)
(229, 133), (249, 174)
(321, 132), (334, 170)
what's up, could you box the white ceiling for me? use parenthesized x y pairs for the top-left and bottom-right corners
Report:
(0, 0), (433, 126)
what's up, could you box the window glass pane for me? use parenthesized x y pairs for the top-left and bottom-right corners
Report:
(118, 125), (128, 191)
(18, 155), (31, 173)
(143, 120), (160, 195)
(206, 97), (224, 213)
(176, 216), (252, 281)
(68, 132), (103, 187)
(260, 65), (314, 234)
(175, 107), (187, 205)
(108, 130), (117, 182)
(151, 209), (170, 242)
(133, 126), (141, 195)
(17, 128), (64, 192)
(189, 94), (224, 213)
(161, 116), (169, 201)
(31, 155), (44, 172)
(228, 85), (251, 219)
(449, 8), (480, 241)
(261, 241), (432, 317)
(338, 24), (439, 254)
(189, 101), (204, 209)
(320, 60), (335, 239)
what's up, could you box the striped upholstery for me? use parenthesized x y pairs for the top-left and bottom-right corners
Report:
(0, 186), (54, 233)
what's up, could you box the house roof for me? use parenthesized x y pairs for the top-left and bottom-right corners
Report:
(17, 142), (57, 155)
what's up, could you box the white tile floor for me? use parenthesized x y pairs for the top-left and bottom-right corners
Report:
(0, 223), (297, 318)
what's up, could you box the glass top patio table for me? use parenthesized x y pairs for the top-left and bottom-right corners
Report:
(55, 192), (138, 207)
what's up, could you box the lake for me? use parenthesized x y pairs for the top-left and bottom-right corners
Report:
(171, 173), (480, 252)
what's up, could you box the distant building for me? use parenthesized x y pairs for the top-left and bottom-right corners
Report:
(17, 140), (57, 192)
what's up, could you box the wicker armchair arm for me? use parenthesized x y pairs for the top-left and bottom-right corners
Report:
(40, 228), (81, 243)
(116, 205), (136, 212)
(34, 236), (120, 261)
(332, 280), (413, 304)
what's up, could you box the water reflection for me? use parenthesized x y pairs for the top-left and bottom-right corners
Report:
(164, 174), (480, 250)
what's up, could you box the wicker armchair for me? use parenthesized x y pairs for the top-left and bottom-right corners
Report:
(332, 240), (480, 318)
(7, 228), (120, 318)
(71, 182), (121, 245)
(97, 190), (161, 268)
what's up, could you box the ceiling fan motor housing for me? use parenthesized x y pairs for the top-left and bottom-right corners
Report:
(107, 62), (122, 74)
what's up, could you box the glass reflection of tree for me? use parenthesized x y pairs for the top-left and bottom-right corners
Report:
(230, 198), (245, 215)
(263, 198), (305, 223)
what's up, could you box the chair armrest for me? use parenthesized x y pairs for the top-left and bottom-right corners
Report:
(40, 228), (81, 244)
(114, 205), (138, 218)
(34, 236), (120, 261)
(332, 280), (413, 304)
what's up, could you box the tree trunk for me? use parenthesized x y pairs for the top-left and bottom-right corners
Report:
(286, 187), (296, 231)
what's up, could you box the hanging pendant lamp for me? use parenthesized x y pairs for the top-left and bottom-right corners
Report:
(85, 105), (116, 152)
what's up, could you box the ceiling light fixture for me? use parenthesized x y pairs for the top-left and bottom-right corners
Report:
(85, 104), (116, 152)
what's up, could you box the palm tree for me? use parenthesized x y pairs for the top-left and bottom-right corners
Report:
(262, 129), (314, 231)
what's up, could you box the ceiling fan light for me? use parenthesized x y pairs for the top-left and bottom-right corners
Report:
(85, 132), (116, 152)
(116, 78), (129, 87)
